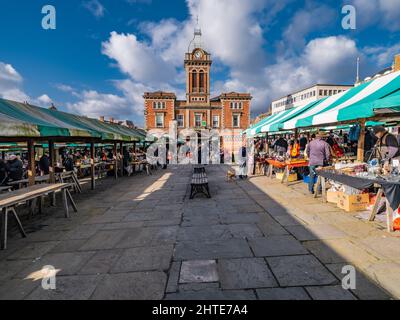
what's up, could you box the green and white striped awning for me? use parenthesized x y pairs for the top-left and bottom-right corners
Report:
(259, 100), (321, 133)
(282, 70), (400, 130)
(0, 98), (145, 142)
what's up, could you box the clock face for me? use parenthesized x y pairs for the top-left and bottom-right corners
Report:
(194, 50), (202, 59)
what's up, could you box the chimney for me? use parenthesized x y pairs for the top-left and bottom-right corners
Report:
(99, 116), (105, 122)
(394, 54), (400, 72)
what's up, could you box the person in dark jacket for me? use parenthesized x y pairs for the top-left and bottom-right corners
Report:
(39, 153), (50, 175)
(0, 159), (8, 185)
(7, 155), (23, 181)
(63, 154), (75, 172)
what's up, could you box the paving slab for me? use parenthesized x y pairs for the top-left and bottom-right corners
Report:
(177, 225), (231, 241)
(25, 275), (102, 300)
(91, 272), (167, 300)
(305, 285), (357, 300)
(115, 226), (178, 248)
(174, 239), (253, 261)
(165, 288), (256, 300)
(111, 245), (173, 273)
(228, 224), (263, 239)
(78, 230), (128, 251)
(218, 258), (278, 289)
(256, 287), (310, 300)
(79, 250), (123, 275)
(179, 260), (219, 283)
(16, 251), (95, 278)
(166, 261), (181, 293)
(326, 263), (392, 300)
(266, 255), (337, 287)
(286, 224), (347, 241)
(249, 235), (308, 257)
(0, 278), (39, 300)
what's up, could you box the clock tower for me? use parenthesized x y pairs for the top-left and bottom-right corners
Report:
(184, 22), (212, 105)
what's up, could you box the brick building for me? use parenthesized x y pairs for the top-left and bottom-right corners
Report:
(143, 25), (252, 139)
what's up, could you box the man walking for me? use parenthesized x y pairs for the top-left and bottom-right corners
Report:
(306, 132), (331, 194)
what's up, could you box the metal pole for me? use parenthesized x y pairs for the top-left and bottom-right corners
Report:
(90, 141), (95, 190)
(49, 139), (56, 183)
(357, 119), (366, 162)
(120, 142), (124, 177)
(114, 142), (118, 179)
(27, 139), (36, 186)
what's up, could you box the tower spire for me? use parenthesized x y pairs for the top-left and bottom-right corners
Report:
(355, 56), (360, 84)
(188, 14), (202, 52)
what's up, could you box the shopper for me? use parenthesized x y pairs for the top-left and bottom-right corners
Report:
(273, 135), (288, 155)
(0, 158), (7, 185)
(39, 152), (50, 175)
(372, 126), (400, 162)
(7, 155), (23, 182)
(306, 132), (331, 194)
(299, 134), (308, 152)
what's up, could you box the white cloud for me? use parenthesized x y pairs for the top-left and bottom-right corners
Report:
(67, 90), (130, 119)
(283, 4), (336, 50)
(36, 94), (53, 106)
(83, 0), (105, 18)
(0, 62), (30, 101)
(102, 31), (177, 85)
(350, 0), (400, 32)
(364, 43), (400, 68)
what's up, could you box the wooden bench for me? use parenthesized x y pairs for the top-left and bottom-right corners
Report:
(57, 171), (82, 193)
(190, 168), (211, 199)
(0, 183), (77, 249)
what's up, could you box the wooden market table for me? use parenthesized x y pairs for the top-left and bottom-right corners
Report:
(266, 159), (309, 184)
(7, 174), (50, 189)
(314, 169), (400, 233)
(0, 183), (77, 249)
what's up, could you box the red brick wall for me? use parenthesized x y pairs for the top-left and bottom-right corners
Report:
(222, 100), (250, 129)
(145, 99), (175, 130)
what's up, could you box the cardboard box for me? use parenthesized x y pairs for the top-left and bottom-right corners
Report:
(326, 190), (339, 204)
(276, 172), (297, 182)
(337, 192), (369, 212)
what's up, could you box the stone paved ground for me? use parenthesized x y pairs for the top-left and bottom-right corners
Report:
(0, 164), (399, 300)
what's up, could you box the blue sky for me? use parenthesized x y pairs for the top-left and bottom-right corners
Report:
(0, 0), (399, 126)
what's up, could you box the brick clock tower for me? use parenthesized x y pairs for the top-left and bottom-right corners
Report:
(143, 21), (252, 153)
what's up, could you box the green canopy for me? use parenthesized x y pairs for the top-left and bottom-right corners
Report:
(0, 98), (145, 142)
(282, 70), (400, 130)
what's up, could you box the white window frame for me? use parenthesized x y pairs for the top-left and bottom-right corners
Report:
(232, 113), (240, 128)
(177, 114), (184, 128)
(212, 115), (219, 128)
(155, 113), (164, 128)
(194, 113), (202, 127)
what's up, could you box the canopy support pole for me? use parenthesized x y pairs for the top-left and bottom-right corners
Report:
(90, 141), (95, 190)
(120, 142), (124, 177)
(294, 128), (299, 140)
(114, 142), (118, 180)
(49, 139), (56, 184)
(27, 139), (36, 186)
(357, 119), (366, 162)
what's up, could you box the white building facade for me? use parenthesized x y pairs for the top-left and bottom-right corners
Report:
(271, 84), (354, 114)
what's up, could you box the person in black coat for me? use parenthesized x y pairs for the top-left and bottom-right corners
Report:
(39, 153), (50, 175)
(7, 155), (23, 181)
(0, 158), (7, 185)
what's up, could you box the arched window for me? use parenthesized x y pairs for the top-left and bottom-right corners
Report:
(199, 70), (204, 93)
(192, 71), (197, 92)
